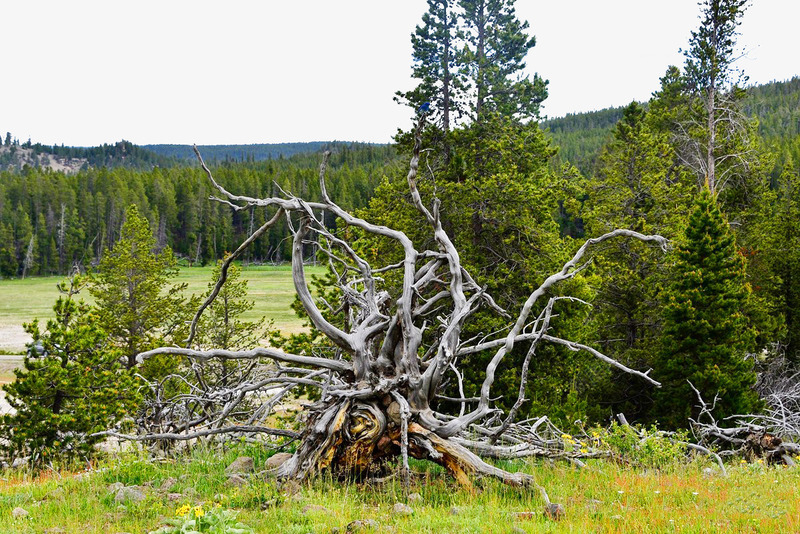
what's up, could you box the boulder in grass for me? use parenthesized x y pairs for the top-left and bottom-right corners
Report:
(225, 456), (255, 474)
(265, 452), (293, 469)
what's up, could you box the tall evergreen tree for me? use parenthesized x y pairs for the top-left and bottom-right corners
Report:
(459, 0), (547, 121)
(396, 0), (464, 131)
(651, 185), (760, 427)
(680, 0), (754, 198)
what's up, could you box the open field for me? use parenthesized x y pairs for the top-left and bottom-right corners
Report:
(1, 446), (798, 533)
(0, 264), (325, 356)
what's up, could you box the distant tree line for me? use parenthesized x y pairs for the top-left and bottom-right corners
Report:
(0, 143), (397, 278)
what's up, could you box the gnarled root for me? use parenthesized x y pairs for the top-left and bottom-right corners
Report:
(273, 400), (555, 511)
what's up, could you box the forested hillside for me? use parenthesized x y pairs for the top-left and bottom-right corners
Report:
(0, 143), (397, 278)
(144, 142), (343, 162)
(544, 76), (800, 177)
(0, 138), (176, 172)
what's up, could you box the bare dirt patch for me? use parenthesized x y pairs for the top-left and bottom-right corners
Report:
(0, 323), (30, 354)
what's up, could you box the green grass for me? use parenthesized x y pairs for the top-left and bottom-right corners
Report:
(1, 448), (798, 533)
(0, 264), (326, 355)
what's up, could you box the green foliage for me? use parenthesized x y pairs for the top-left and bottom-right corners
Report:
(652, 187), (761, 427)
(89, 205), (189, 371)
(0, 276), (140, 466)
(752, 168), (800, 364)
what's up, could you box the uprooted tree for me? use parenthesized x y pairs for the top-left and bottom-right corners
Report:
(121, 121), (667, 498)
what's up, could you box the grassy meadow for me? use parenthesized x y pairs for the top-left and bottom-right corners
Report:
(1, 444), (798, 533)
(0, 264), (324, 351)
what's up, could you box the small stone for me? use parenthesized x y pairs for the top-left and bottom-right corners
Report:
(107, 482), (125, 493)
(449, 506), (463, 516)
(511, 528), (526, 534)
(225, 456), (254, 474)
(346, 519), (379, 531)
(407, 492), (422, 503)
(302, 504), (331, 514)
(266, 452), (293, 469)
(44, 528), (66, 534)
(115, 486), (146, 504)
(226, 474), (248, 487)
(179, 474), (191, 481)
(160, 477), (178, 492)
(544, 503), (565, 521)
(12, 507), (29, 519)
(392, 502), (413, 516)
(611, 514), (623, 520)
(166, 493), (184, 502)
(260, 498), (280, 510)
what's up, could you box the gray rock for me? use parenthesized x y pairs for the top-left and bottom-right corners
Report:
(346, 519), (378, 531)
(265, 452), (293, 469)
(107, 482), (125, 493)
(407, 492), (422, 503)
(544, 503), (565, 521)
(511, 528), (526, 534)
(11, 507), (29, 519)
(302, 504), (331, 514)
(226, 474), (248, 487)
(225, 456), (254, 474)
(114, 486), (146, 504)
(449, 506), (464, 516)
(166, 493), (184, 502)
(160, 477), (178, 492)
(392, 502), (413, 516)
(44, 528), (66, 534)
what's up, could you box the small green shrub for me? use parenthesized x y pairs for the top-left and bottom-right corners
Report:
(150, 504), (254, 534)
(598, 423), (691, 468)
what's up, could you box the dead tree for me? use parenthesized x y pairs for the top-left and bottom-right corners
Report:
(125, 121), (665, 493)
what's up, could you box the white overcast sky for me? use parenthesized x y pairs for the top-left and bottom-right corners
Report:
(1, 1), (797, 147)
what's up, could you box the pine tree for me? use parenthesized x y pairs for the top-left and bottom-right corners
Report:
(652, 185), (760, 427)
(459, 0), (547, 121)
(396, 0), (464, 130)
(89, 204), (187, 370)
(0, 276), (139, 466)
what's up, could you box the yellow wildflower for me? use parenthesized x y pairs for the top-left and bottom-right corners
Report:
(193, 506), (205, 518)
(176, 505), (191, 517)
